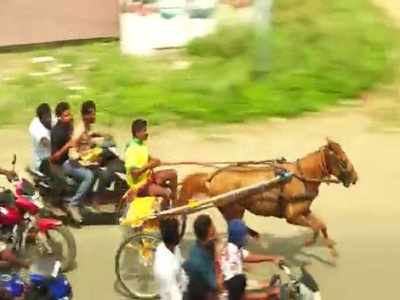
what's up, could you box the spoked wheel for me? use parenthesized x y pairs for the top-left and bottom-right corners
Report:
(115, 232), (160, 299)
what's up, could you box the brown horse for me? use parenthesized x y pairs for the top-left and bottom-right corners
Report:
(177, 139), (358, 256)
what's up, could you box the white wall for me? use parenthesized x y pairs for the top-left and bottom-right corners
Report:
(120, 2), (216, 55)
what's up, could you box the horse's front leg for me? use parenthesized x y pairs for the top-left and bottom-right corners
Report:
(307, 213), (337, 257)
(286, 214), (319, 246)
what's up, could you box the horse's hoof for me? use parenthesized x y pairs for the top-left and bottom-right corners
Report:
(248, 229), (261, 240)
(304, 239), (315, 247)
(249, 233), (261, 242)
(329, 247), (339, 258)
(327, 243), (339, 257)
(325, 239), (337, 247)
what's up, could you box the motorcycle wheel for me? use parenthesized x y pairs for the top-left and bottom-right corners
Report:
(44, 226), (77, 272)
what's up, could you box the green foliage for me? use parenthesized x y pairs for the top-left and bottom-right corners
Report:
(0, 0), (398, 126)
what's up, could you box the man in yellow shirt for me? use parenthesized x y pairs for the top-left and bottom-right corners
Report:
(125, 118), (177, 209)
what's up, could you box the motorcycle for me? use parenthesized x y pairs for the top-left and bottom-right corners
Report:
(27, 138), (128, 224)
(268, 262), (321, 300)
(0, 155), (77, 272)
(0, 260), (72, 299)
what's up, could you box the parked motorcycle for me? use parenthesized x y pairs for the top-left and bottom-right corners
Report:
(0, 260), (72, 299)
(0, 155), (76, 272)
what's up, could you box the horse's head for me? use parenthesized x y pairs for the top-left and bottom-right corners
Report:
(324, 138), (358, 187)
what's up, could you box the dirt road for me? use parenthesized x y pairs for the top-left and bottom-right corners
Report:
(1, 98), (399, 299)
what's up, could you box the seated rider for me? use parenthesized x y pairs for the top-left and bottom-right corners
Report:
(50, 102), (94, 224)
(29, 103), (53, 172)
(72, 100), (102, 144)
(125, 118), (177, 210)
(220, 219), (284, 300)
(71, 100), (125, 198)
(69, 101), (104, 167)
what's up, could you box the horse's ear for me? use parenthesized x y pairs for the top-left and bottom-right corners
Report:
(326, 137), (334, 147)
(326, 137), (342, 152)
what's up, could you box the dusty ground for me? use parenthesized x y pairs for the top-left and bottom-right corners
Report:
(0, 1), (399, 299)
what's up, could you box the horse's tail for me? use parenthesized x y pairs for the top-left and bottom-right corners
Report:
(177, 172), (210, 206)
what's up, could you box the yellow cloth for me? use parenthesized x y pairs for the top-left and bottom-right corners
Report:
(80, 147), (102, 163)
(68, 147), (103, 166)
(120, 196), (158, 228)
(125, 139), (150, 189)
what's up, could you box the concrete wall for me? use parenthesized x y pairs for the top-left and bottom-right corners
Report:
(120, 12), (216, 55)
(0, 0), (119, 47)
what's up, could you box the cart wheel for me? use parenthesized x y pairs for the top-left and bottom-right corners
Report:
(115, 197), (129, 224)
(115, 232), (160, 299)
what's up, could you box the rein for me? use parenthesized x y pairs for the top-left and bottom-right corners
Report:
(163, 152), (341, 185)
(162, 159), (283, 183)
(161, 159), (280, 168)
(206, 160), (283, 183)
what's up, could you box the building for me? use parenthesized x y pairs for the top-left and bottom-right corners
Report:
(0, 0), (119, 47)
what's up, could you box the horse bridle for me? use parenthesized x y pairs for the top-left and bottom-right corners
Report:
(324, 146), (353, 185)
(295, 147), (340, 184)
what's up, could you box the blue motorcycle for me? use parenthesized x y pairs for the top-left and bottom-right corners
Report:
(0, 261), (72, 299)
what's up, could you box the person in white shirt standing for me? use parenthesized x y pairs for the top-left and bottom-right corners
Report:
(29, 103), (53, 171)
(220, 219), (284, 300)
(154, 218), (187, 300)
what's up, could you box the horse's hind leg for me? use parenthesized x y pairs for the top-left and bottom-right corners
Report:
(288, 213), (338, 257)
(218, 204), (260, 239)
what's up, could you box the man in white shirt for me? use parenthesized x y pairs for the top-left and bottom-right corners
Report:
(29, 103), (53, 171)
(29, 103), (68, 205)
(154, 218), (187, 300)
(220, 219), (284, 300)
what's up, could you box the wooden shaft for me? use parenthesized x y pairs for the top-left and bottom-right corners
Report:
(151, 173), (292, 218)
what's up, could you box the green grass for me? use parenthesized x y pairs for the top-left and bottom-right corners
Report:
(0, 0), (398, 127)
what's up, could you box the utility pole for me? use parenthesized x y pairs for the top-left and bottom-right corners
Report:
(251, 0), (273, 80)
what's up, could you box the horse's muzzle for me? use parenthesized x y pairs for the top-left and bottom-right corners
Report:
(351, 170), (359, 185)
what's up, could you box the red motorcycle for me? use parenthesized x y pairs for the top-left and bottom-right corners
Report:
(0, 155), (76, 272)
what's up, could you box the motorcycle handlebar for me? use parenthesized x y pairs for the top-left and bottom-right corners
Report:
(7, 154), (19, 183)
(12, 154), (16, 168)
(278, 261), (292, 275)
(278, 260), (287, 268)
